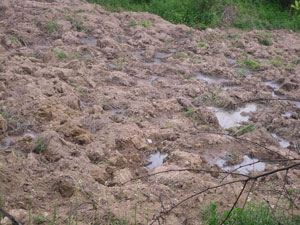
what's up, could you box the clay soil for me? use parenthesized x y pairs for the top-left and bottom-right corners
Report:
(0, 0), (300, 224)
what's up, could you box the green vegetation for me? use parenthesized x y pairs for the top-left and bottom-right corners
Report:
(239, 59), (261, 70)
(88, 0), (300, 31)
(197, 42), (206, 47)
(235, 123), (255, 136)
(46, 21), (61, 34)
(54, 51), (68, 60)
(202, 202), (300, 225)
(130, 20), (152, 27)
(36, 137), (46, 153)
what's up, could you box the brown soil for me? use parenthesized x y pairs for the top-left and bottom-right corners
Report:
(0, 0), (300, 224)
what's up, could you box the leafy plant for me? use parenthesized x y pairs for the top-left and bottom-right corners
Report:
(291, 0), (300, 12)
(197, 42), (206, 47)
(74, 21), (89, 32)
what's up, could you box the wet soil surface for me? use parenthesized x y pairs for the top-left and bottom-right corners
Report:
(0, 0), (300, 224)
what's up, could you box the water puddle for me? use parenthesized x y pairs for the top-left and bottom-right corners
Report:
(291, 101), (300, 109)
(271, 133), (290, 148)
(221, 85), (240, 91)
(146, 152), (168, 170)
(196, 73), (226, 84)
(0, 138), (12, 150)
(81, 36), (97, 46)
(132, 50), (144, 59)
(155, 52), (168, 59)
(226, 57), (236, 65)
(281, 111), (292, 118)
(215, 155), (265, 175)
(234, 67), (252, 78)
(264, 81), (280, 90)
(209, 103), (258, 129)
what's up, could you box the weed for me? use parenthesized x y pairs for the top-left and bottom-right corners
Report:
(48, 201), (57, 225)
(8, 34), (21, 45)
(83, 15), (88, 20)
(130, 21), (151, 28)
(36, 137), (46, 153)
(34, 213), (49, 224)
(66, 15), (74, 22)
(269, 58), (284, 67)
(46, 21), (61, 34)
(197, 42), (206, 47)
(114, 58), (124, 71)
(239, 59), (261, 70)
(0, 65), (4, 73)
(1, 111), (8, 120)
(258, 37), (272, 46)
(54, 51), (68, 60)
(231, 41), (245, 49)
(173, 52), (189, 59)
(74, 21), (89, 32)
(202, 202), (300, 225)
(74, 9), (86, 13)
(185, 108), (196, 117)
(235, 123), (255, 136)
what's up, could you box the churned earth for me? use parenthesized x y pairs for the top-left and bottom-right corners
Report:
(0, 0), (300, 224)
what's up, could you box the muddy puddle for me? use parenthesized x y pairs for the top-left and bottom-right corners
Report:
(146, 152), (168, 170)
(215, 155), (265, 175)
(271, 133), (290, 148)
(81, 36), (97, 46)
(281, 111), (292, 118)
(196, 73), (227, 84)
(209, 103), (258, 129)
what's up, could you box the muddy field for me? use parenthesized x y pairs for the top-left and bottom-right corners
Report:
(0, 0), (300, 224)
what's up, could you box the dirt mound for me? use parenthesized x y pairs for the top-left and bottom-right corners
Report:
(0, 0), (300, 224)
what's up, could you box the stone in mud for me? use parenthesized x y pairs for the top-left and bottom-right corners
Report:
(0, 114), (7, 135)
(40, 131), (65, 162)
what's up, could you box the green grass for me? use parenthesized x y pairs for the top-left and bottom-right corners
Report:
(87, 0), (300, 31)
(239, 59), (261, 70)
(202, 202), (300, 225)
(54, 51), (68, 60)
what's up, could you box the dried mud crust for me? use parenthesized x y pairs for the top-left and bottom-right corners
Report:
(0, 0), (300, 224)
